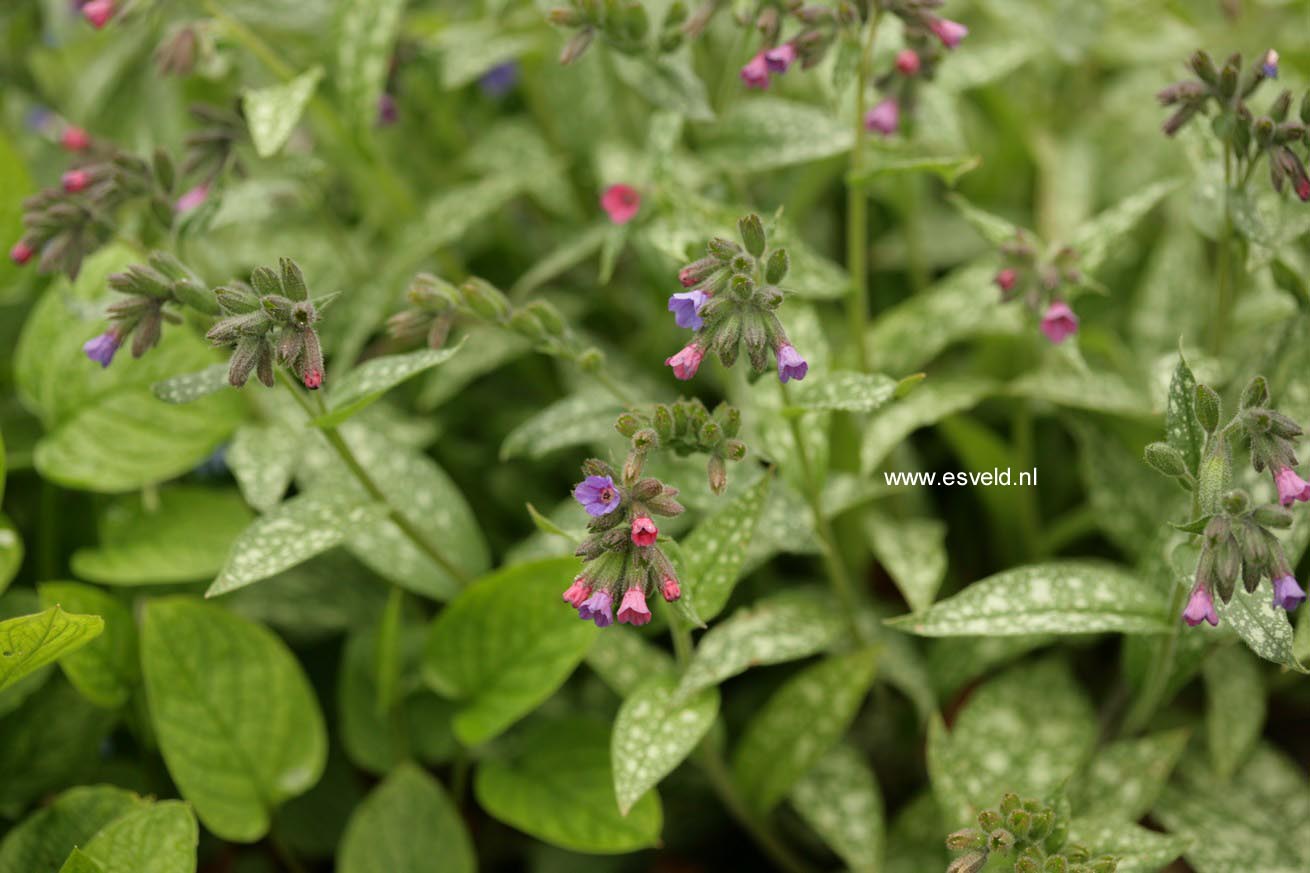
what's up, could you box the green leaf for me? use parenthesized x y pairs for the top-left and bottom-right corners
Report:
(948, 194), (1026, 247)
(0, 515), (22, 595)
(731, 648), (879, 815)
(500, 392), (622, 461)
(56, 850), (103, 873)
(150, 365), (231, 404)
(81, 801), (197, 873)
(927, 633), (1054, 697)
(72, 487), (254, 585)
(927, 659), (1096, 827)
(1069, 179), (1180, 275)
(584, 627), (674, 696)
(675, 588), (844, 700)
(1216, 582), (1308, 672)
(611, 52), (713, 122)
(787, 371), (898, 413)
(611, 674), (718, 815)
(1072, 729), (1189, 822)
(0, 131), (33, 299)
(677, 473), (771, 621)
(1204, 644), (1265, 780)
(474, 717), (662, 854)
(206, 488), (386, 597)
(394, 174), (528, 268)
(432, 20), (541, 90)
(37, 583), (137, 708)
(422, 557), (596, 745)
(243, 67), (324, 158)
(315, 343), (465, 429)
(861, 378), (996, 473)
(1006, 365), (1153, 418)
(0, 607), (105, 695)
(1165, 345), (1204, 477)
(141, 598), (327, 842)
(699, 98), (852, 172)
(337, 764), (473, 873)
(336, 0), (407, 130)
(866, 513), (947, 613)
(226, 423), (300, 512)
(848, 152), (981, 187)
(889, 561), (1171, 636)
(1065, 818), (1188, 873)
(0, 786), (143, 873)
(788, 743), (885, 873)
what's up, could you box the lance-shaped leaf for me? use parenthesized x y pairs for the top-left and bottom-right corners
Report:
(1069, 179), (1180, 275)
(866, 513), (947, 613)
(848, 153), (981, 187)
(789, 743), (885, 873)
(699, 98), (852, 172)
(1065, 819), (1188, 873)
(1166, 346), (1205, 477)
(1216, 582), (1308, 672)
(336, 0), (406, 129)
(500, 392), (622, 461)
(315, 342), (465, 429)
(37, 583), (137, 708)
(0, 786), (143, 873)
(611, 674), (718, 815)
(861, 378), (996, 473)
(243, 67), (323, 158)
(337, 764), (473, 873)
(677, 473), (771, 621)
(226, 422), (300, 512)
(0, 607), (104, 695)
(80, 801), (197, 873)
(1072, 729), (1189, 822)
(151, 364), (230, 404)
(586, 627), (674, 697)
(787, 371), (898, 413)
(1204, 645), (1266, 781)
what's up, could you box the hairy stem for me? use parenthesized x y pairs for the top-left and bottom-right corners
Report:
(846, 9), (885, 372)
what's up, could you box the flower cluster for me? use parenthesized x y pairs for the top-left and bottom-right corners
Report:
(81, 253), (213, 368)
(665, 213), (809, 384)
(205, 259), (329, 389)
(993, 233), (1082, 345)
(1159, 49), (1310, 201)
(865, 1), (969, 137)
(737, 3), (855, 90)
(945, 793), (1118, 873)
(615, 397), (747, 495)
(547, 0), (688, 65)
(566, 460), (686, 627)
(1146, 374), (1309, 627)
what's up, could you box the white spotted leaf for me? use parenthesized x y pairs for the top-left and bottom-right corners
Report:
(1065, 819), (1188, 873)
(866, 513), (947, 613)
(612, 674), (718, 815)
(677, 473), (772, 622)
(500, 392), (622, 461)
(1072, 729), (1189, 822)
(243, 67), (323, 158)
(586, 628), (674, 697)
(699, 98), (852, 172)
(1165, 346), (1204, 477)
(226, 423), (300, 512)
(788, 371), (898, 413)
(336, 0), (406, 130)
(315, 343), (465, 429)
(151, 365), (231, 404)
(1216, 582), (1308, 672)
(1204, 645), (1266, 780)
(0, 607), (104, 695)
(861, 378), (996, 473)
(788, 743), (885, 873)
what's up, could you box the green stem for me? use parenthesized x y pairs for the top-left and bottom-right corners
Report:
(278, 370), (471, 586)
(845, 9), (885, 372)
(1211, 142), (1235, 355)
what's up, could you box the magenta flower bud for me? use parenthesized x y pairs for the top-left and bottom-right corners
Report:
(377, 93), (398, 127)
(61, 126), (90, 151)
(1273, 466), (1310, 506)
(577, 589), (614, 627)
(928, 17), (969, 49)
(573, 474), (621, 517)
(562, 577), (593, 608)
(864, 99), (900, 136)
(81, 0), (114, 29)
(630, 516), (658, 547)
(83, 330), (122, 368)
(617, 587), (652, 626)
(661, 575), (681, 602)
(1261, 49), (1279, 79)
(62, 169), (90, 193)
(176, 184), (209, 213)
(1299, 178), (1310, 202)
(9, 240), (34, 266)
(668, 289), (709, 330)
(740, 52), (770, 89)
(896, 50), (921, 76)
(1272, 574), (1306, 611)
(666, 343), (705, 380)
(303, 368), (323, 390)
(994, 268), (1018, 295)
(764, 43), (797, 74)
(1040, 300), (1079, 344)
(776, 343), (808, 383)
(600, 184), (641, 225)
(1182, 583), (1219, 627)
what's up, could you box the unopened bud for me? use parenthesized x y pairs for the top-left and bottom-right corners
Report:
(947, 852), (987, 873)
(615, 413), (642, 438)
(1145, 442), (1187, 478)
(945, 829), (983, 851)
(723, 439), (747, 462)
(765, 247), (790, 284)
(707, 236), (741, 261)
(1241, 375), (1270, 409)
(461, 278), (510, 321)
(525, 300), (567, 337)
(1222, 489), (1251, 515)
(707, 454), (727, 495)
(559, 27), (594, 64)
(1190, 50), (1218, 84)
(1195, 384), (1221, 431)
(1254, 504), (1293, 527)
(738, 213), (766, 257)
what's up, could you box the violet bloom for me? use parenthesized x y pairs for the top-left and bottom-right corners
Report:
(1273, 466), (1310, 506)
(1261, 49), (1279, 79)
(83, 330), (121, 368)
(1040, 300), (1079, 344)
(740, 52), (770, 89)
(81, 0), (114, 28)
(176, 184), (209, 213)
(480, 61), (518, 97)
(578, 589), (614, 627)
(377, 93), (399, 126)
(1272, 575), (1307, 611)
(666, 343), (704, 380)
(661, 575), (681, 602)
(928, 17), (969, 49)
(764, 43), (797, 74)
(864, 99), (900, 137)
(573, 474), (621, 517)
(668, 289), (709, 330)
(600, 184), (641, 225)
(562, 577), (593, 608)
(1182, 584), (1219, 627)
(617, 588), (652, 626)
(777, 344), (808, 383)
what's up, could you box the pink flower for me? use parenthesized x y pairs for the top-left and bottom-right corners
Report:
(62, 169), (90, 193)
(864, 99), (900, 136)
(600, 184), (640, 225)
(1040, 300), (1079, 344)
(61, 127), (90, 151)
(764, 43), (797, 74)
(666, 343), (704, 380)
(631, 516), (658, 547)
(994, 268), (1017, 296)
(1182, 583), (1219, 627)
(740, 52), (770, 89)
(895, 50), (921, 76)
(660, 575), (681, 602)
(562, 577), (593, 608)
(303, 368), (323, 390)
(1298, 177), (1310, 202)
(1273, 466), (1310, 506)
(9, 240), (34, 266)
(176, 184), (209, 213)
(928, 17), (969, 49)
(81, 0), (115, 29)
(617, 587), (652, 626)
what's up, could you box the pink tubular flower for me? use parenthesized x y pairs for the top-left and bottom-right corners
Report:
(1273, 466), (1310, 506)
(600, 184), (640, 225)
(764, 43), (797, 74)
(562, 577), (593, 608)
(61, 126), (90, 151)
(81, 0), (114, 28)
(377, 93), (399, 127)
(631, 516), (658, 547)
(1040, 300), (1079, 344)
(303, 368), (323, 390)
(776, 344), (808, 383)
(1272, 575), (1307, 611)
(661, 575), (681, 602)
(666, 343), (704, 380)
(864, 99), (900, 136)
(176, 184), (209, 213)
(1182, 583), (1219, 627)
(617, 587), (652, 626)
(928, 17), (969, 49)
(896, 50), (921, 76)
(62, 169), (90, 193)
(740, 52), (770, 89)
(9, 240), (34, 266)
(994, 268), (1017, 295)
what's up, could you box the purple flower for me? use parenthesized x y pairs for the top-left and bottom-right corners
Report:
(776, 343), (808, 383)
(573, 474), (620, 517)
(480, 61), (519, 96)
(1182, 584), (1219, 627)
(377, 93), (399, 126)
(928, 17), (969, 49)
(764, 43), (797, 74)
(1272, 574), (1307, 611)
(740, 52), (770, 89)
(1273, 466), (1310, 506)
(864, 99), (900, 137)
(83, 330), (121, 368)
(1040, 300), (1079, 344)
(617, 587), (652, 626)
(1261, 49), (1279, 79)
(668, 289), (709, 329)
(578, 589), (614, 627)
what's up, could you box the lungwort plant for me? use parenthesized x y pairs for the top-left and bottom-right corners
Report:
(1, 2), (1309, 873)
